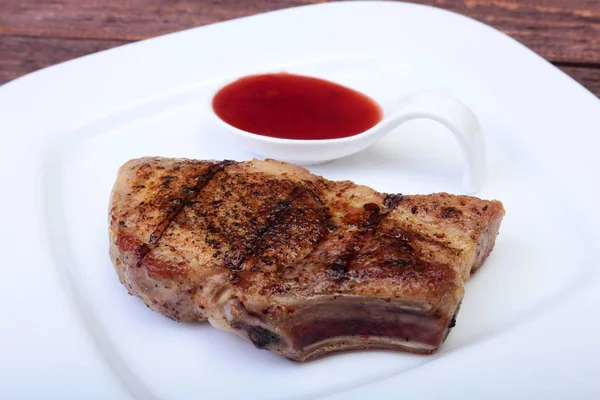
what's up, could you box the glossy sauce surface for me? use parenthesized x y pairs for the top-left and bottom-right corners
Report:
(212, 73), (383, 140)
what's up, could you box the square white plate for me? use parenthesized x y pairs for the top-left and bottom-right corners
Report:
(1, 2), (599, 399)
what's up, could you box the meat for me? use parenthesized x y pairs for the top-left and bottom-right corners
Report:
(109, 157), (505, 361)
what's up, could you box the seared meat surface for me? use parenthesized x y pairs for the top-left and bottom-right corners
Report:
(109, 157), (504, 361)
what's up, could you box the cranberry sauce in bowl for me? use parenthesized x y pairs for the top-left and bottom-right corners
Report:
(212, 73), (383, 140)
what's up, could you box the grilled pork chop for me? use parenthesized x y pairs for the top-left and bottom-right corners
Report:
(109, 157), (504, 361)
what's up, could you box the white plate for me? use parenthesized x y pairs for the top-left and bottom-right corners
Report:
(1, 1), (599, 399)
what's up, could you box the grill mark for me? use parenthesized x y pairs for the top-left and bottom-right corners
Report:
(383, 224), (462, 257)
(136, 160), (236, 267)
(149, 160), (236, 244)
(227, 186), (322, 272)
(329, 193), (404, 279)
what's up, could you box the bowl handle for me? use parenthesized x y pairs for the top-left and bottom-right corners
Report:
(381, 92), (486, 193)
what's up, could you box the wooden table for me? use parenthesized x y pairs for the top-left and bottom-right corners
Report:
(1, 0), (599, 96)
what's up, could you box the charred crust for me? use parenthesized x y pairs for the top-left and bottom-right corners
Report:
(448, 314), (457, 329)
(362, 203), (380, 213)
(248, 326), (281, 349)
(443, 300), (462, 341)
(160, 176), (177, 187)
(441, 206), (462, 219)
(328, 254), (354, 278)
(383, 193), (403, 209)
(233, 323), (281, 349)
(223, 252), (244, 272)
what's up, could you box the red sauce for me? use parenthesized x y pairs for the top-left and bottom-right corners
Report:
(212, 73), (383, 140)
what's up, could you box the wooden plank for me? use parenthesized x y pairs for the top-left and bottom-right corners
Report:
(1, 0), (598, 64)
(558, 64), (600, 95)
(412, 0), (600, 64)
(0, 36), (128, 84)
(0, 0), (324, 40)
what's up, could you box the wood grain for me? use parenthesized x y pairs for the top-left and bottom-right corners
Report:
(559, 65), (600, 95)
(413, 0), (600, 65)
(0, 1), (323, 39)
(1, 0), (599, 96)
(0, 36), (128, 84)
